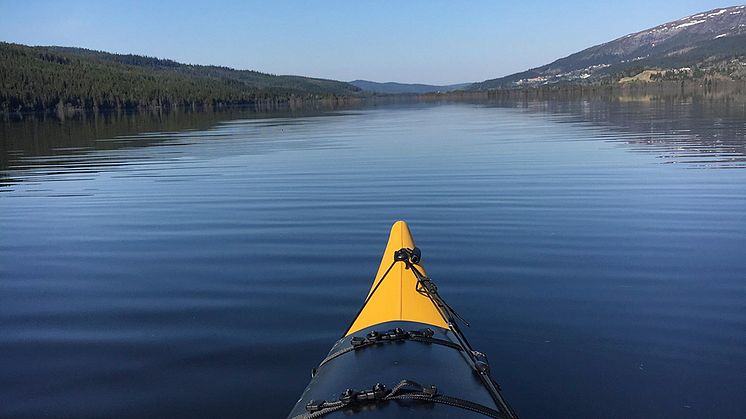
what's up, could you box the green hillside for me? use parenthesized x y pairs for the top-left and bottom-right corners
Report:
(0, 42), (361, 113)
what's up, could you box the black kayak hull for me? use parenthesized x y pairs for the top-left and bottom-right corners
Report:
(287, 321), (512, 418)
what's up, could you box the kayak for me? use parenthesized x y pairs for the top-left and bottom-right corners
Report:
(287, 221), (518, 418)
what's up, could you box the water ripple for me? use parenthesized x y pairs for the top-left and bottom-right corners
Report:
(1, 101), (745, 418)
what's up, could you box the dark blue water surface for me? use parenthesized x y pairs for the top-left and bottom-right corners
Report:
(1, 100), (745, 418)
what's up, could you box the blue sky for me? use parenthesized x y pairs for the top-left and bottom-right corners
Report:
(0, 0), (734, 84)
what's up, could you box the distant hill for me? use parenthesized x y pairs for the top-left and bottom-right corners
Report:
(472, 5), (746, 89)
(0, 42), (361, 113)
(350, 80), (472, 94)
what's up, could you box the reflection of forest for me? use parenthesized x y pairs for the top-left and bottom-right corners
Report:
(502, 96), (746, 167)
(0, 103), (353, 175)
(0, 96), (433, 180)
(430, 85), (746, 167)
(2, 91), (746, 189)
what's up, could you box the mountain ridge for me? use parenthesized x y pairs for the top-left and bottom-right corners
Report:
(350, 80), (472, 94)
(4, 4), (746, 114)
(471, 5), (746, 89)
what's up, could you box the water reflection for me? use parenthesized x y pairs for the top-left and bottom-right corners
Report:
(0, 105), (360, 191)
(506, 97), (746, 168)
(1, 100), (745, 418)
(2, 97), (746, 193)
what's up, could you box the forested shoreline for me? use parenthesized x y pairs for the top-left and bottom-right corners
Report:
(0, 42), (362, 114)
(4, 41), (746, 117)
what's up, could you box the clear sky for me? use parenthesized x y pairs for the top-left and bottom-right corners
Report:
(0, 0), (736, 84)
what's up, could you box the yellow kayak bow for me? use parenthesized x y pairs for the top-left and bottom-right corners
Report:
(345, 220), (449, 336)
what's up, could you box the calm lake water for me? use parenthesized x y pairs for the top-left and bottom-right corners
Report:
(1, 99), (745, 418)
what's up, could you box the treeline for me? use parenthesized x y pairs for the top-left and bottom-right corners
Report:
(420, 78), (746, 104)
(0, 42), (361, 113)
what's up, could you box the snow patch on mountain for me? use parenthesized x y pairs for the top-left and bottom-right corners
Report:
(675, 19), (706, 29)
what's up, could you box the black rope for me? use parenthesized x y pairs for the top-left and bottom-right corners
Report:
(291, 380), (508, 419)
(314, 327), (463, 374)
(343, 247), (469, 337)
(403, 256), (518, 418)
(342, 259), (397, 337)
(407, 260), (470, 327)
(385, 379), (504, 418)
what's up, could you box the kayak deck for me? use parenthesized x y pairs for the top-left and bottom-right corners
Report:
(288, 221), (517, 418)
(288, 321), (505, 418)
